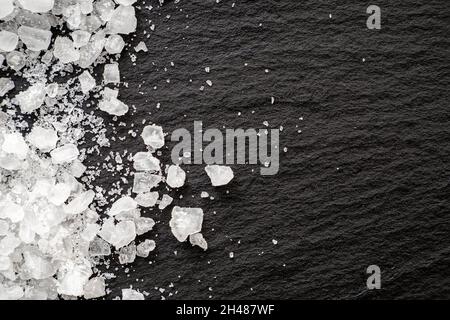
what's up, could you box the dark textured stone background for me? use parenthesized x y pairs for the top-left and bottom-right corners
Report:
(93, 0), (450, 299)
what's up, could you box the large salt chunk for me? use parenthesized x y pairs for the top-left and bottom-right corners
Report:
(141, 125), (164, 150)
(96, 0), (115, 22)
(83, 277), (106, 299)
(50, 143), (79, 164)
(134, 217), (155, 235)
(135, 192), (158, 208)
(0, 31), (18, 52)
(105, 35), (125, 54)
(18, 26), (52, 51)
(108, 196), (137, 216)
(107, 6), (137, 34)
(18, 0), (54, 13)
(57, 260), (92, 296)
(166, 165), (186, 188)
(134, 41), (148, 52)
(132, 172), (162, 193)
(133, 152), (160, 171)
(189, 233), (208, 251)
(53, 37), (80, 64)
(78, 70), (96, 94)
(205, 165), (234, 186)
(122, 288), (144, 300)
(103, 63), (120, 84)
(27, 126), (58, 152)
(118, 243), (136, 264)
(22, 249), (56, 279)
(169, 206), (204, 242)
(0, 0), (14, 19)
(98, 89), (129, 116)
(136, 239), (155, 258)
(77, 32), (105, 68)
(158, 194), (173, 210)
(64, 190), (95, 215)
(116, 0), (137, 6)
(15, 83), (46, 113)
(71, 30), (91, 48)
(0, 78), (14, 97)
(2, 132), (29, 160)
(89, 237), (111, 256)
(99, 219), (136, 249)
(6, 51), (26, 71)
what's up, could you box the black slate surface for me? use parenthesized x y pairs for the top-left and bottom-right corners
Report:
(82, 0), (450, 299)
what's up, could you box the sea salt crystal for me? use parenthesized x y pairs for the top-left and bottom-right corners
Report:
(98, 90), (129, 116)
(169, 206), (204, 242)
(205, 165), (234, 186)
(2, 132), (29, 160)
(6, 51), (26, 71)
(200, 191), (209, 198)
(0, 78), (14, 97)
(189, 233), (208, 251)
(47, 183), (71, 205)
(71, 30), (91, 48)
(136, 239), (156, 258)
(15, 82), (46, 113)
(108, 196), (137, 216)
(18, 0), (54, 13)
(64, 190), (95, 215)
(99, 218), (136, 249)
(22, 249), (56, 280)
(18, 26), (52, 51)
(27, 126), (58, 152)
(95, 0), (115, 22)
(135, 192), (158, 207)
(135, 217), (155, 235)
(134, 41), (148, 52)
(53, 37), (80, 64)
(141, 125), (164, 149)
(71, 160), (87, 178)
(103, 63), (120, 83)
(166, 165), (186, 188)
(78, 70), (96, 94)
(77, 32), (106, 68)
(158, 194), (173, 210)
(0, 31), (18, 52)
(107, 6), (137, 34)
(122, 288), (144, 300)
(132, 172), (162, 193)
(89, 237), (111, 256)
(50, 144), (79, 164)
(83, 277), (106, 299)
(57, 261), (92, 296)
(0, 199), (25, 223)
(118, 243), (136, 264)
(0, 0), (14, 19)
(133, 152), (160, 171)
(105, 35), (125, 54)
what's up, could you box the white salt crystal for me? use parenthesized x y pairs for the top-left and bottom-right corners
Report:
(57, 261), (92, 296)
(205, 165), (234, 186)
(132, 172), (161, 193)
(116, 0), (137, 6)
(107, 6), (137, 34)
(78, 70), (96, 94)
(134, 41), (148, 52)
(169, 206), (204, 242)
(103, 63), (120, 84)
(77, 32), (106, 68)
(118, 243), (136, 264)
(108, 196), (137, 216)
(0, 200), (25, 223)
(83, 277), (105, 299)
(18, 0), (54, 13)
(0, 31), (18, 52)
(2, 132), (29, 160)
(272, 239), (278, 245)
(98, 91), (129, 116)
(166, 165), (186, 188)
(95, 0), (116, 22)
(64, 190), (95, 215)
(0, 78), (14, 97)
(122, 288), (144, 300)
(135, 192), (158, 207)
(158, 194), (173, 210)
(22, 250), (56, 280)
(50, 144), (79, 164)
(136, 239), (156, 258)
(200, 191), (209, 198)
(46, 83), (58, 97)
(15, 83), (46, 113)
(0, 0), (14, 19)
(18, 26), (52, 51)
(27, 126), (58, 152)
(89, 237), (111, 257)
(135, 217), (155, 235)
(105, 35), (125, 54)
(99, 219), (136, 249)
(47, 183), (71, 205)
(70, 159), (87, 178)
(71, 30), (91, 48)
(53, 37), (80, 64)
(6, 51), (26, 71)
(189, 233), (208, 251)
(141, 124), (164, 149)
(133, 152), (160, 171)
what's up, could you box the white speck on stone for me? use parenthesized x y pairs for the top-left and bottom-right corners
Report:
(134, 41), (148, 52)
(78, 70), (96, 94)
(18, 26), (52, 51)
(18, 0), (54, 13)
(103, 63), (120, 84)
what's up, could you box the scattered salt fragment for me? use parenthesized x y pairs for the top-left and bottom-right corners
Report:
(89, 237), (111, 257)
(134, 41), (148, 52)
(6, 51), (26, 71)
(166, 165), (186, 188)
(15, 82), (46, 113)
(71, 30), (91, 48)
(99, 219), (136, 249)
(95, 0), (116, 22)
(53, 37), (80, 64)
(135, 217), (155, 235)
(200, 191), (209, 198)
(2, 132), (29, 160)
(57, 260), (92, 296)
(271, 97), (275, 104)
(205, 165), (234, 186)
(272, 239), (278, 245)
(205, 67), (210, 73)
(206, 80), (213, 87)
(77, 32), (106, 68)
(135, 192), (158, 207)
(0, 78), (14, 97)
(189, 233), (208, 251)
(141, 125), (164, 149)
(132, 172), (161, 193)
(0, 0), (14, 19)
(18, 0), (54, 13)
(103, 63), (120, 84)
(118, 243), (136, 264)
(50, 144), (79, 164)
(158, 194), (173, 210)
(122, 288), (144, 300)
(99, 90), (129, 116)
(133, 152), (160, 171)
(18, 26), (52, 51)
(105, 35), (125, 54)
(78, 70), (96, 94)
(64, 190), (95, 215)
(0, 31), (18, 52)
(81, 223), (101, 242)
(108, 196), (137, 216)
(27, 126), (58, 152)
(83, 277), (106, 299)
(107, 5), (137, 34)
(136, 239), (156, 257)
(71, 160), (87, 178)
(229, 252), (234, 259)
(0, 199), (25, 223)
(169, 206), (204, 242)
